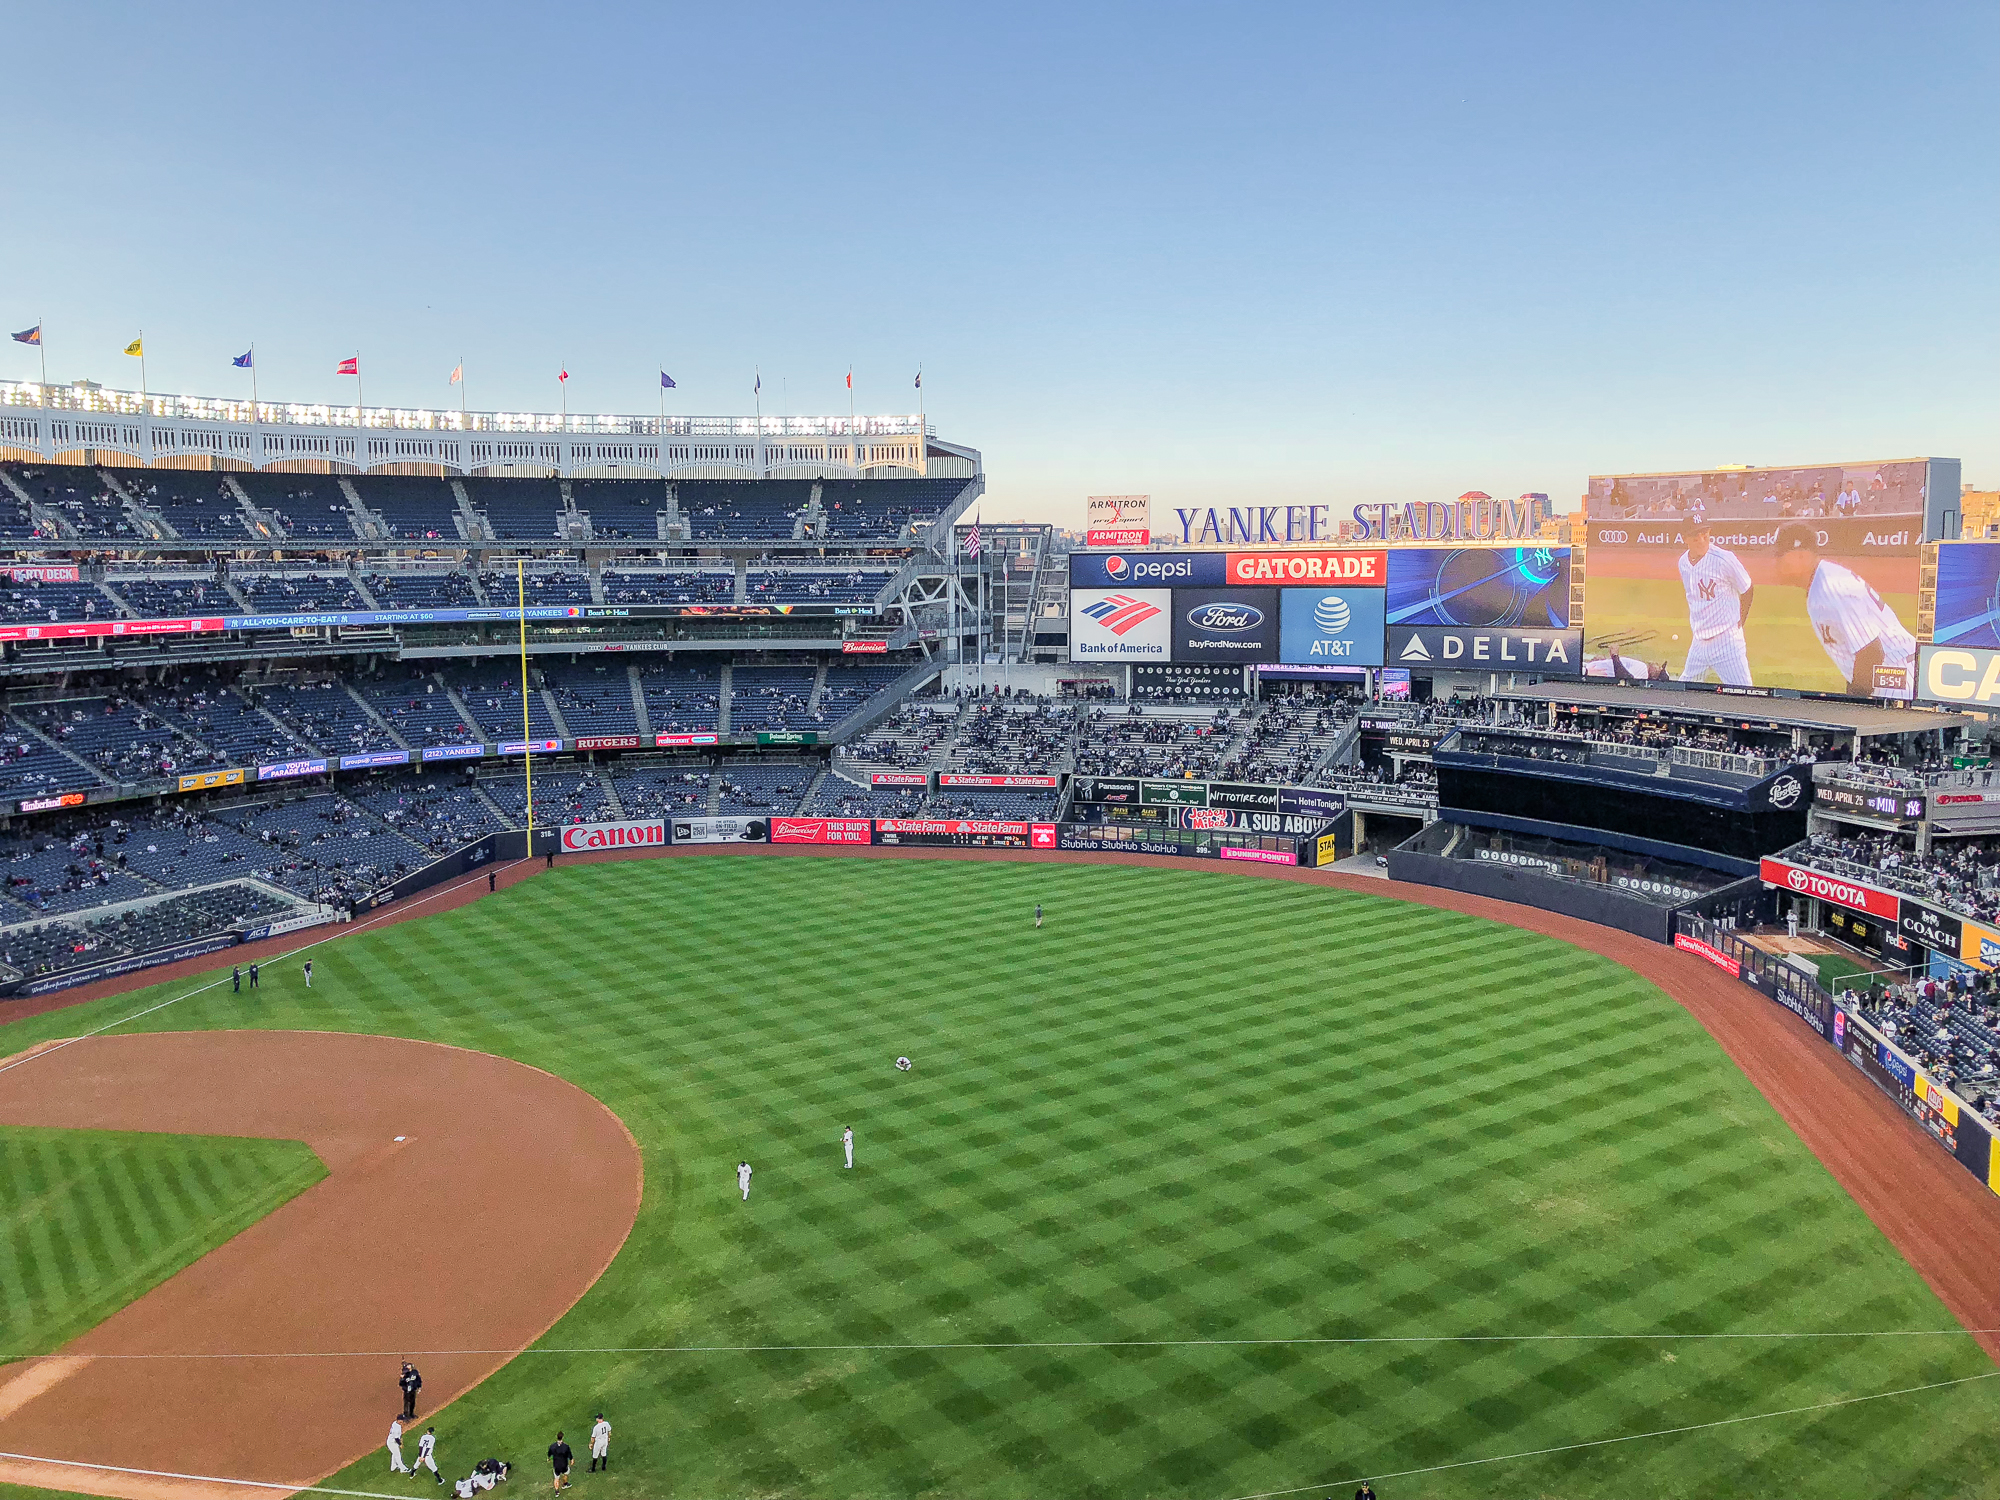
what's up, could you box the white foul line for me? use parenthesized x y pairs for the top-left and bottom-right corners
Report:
(0, 856), (530, 1081)
(0, 1326), (1992, 1361)
(0, 1449), (408, 1498)
(1212, 1367), (2000, 1500)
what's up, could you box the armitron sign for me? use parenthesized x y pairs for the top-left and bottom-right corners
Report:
(560, 819), (666, 851)
(1759, 857), (1900, 921)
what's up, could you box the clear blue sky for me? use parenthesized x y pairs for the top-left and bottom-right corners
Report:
(2, 2), (1993, 525)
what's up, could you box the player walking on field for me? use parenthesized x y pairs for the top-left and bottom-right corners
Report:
(548, 1430), (575, 1492)
(1035, 902), (1043, 929)
(303, 958), (314, 989)
(387, 1417), (412, 1475)
(414, 1426), (443, 1485)
(1675, 521), (1755, 685)
(842, 1125), (854, 1169)
(738, 1160), (752, 1200)
(1773, 523), (1916, 696)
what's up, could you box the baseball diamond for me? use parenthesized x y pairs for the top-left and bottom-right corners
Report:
(1, 849), (1998, 1499)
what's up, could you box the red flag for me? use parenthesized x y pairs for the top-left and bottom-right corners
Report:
(336, 357), (359, 376)
(559, 368), (569, 383)
(845, 370), (852, 389)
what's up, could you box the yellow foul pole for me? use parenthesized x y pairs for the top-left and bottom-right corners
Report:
(518, 558), (534, 841)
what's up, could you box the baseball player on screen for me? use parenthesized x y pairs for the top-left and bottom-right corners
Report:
(1675, 522), (1755, 685)
(1773, 523), (1916, 697)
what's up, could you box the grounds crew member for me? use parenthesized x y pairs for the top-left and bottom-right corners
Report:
(400, 1360), (423, 1420)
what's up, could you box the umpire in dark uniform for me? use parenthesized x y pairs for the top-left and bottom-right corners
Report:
(399, 1360), (423, 1420)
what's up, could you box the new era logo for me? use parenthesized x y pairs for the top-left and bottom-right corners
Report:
(1081, 594), (1163, 636)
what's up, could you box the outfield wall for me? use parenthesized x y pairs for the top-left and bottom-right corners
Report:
(1387, 843), (1675, 942)
(1677, 915), (2000, 1200)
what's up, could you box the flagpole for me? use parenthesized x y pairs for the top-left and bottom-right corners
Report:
(519, 556), (534, 841)
(37, 318), (45, 397)
(355, 353), (363, 425)
(460, 354), (466, 418)
(250, 344), (258, 410)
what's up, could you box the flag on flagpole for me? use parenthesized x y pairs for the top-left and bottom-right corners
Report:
(336, 356), (359, 376)
(232, 350), (254, 369)
(753, 373), (761, 395)
(845, 370), (853, 390)
(10, 326), (40, 346)
(123, 337), (144, 357)
(963, 521), (982, 558)
(914, 370), (921, 390)
(660, 372), (676, 390)
(449, 364), (463, 385)
(559, 367), (569, 383)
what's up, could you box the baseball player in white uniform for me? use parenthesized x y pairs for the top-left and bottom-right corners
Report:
(842, 1126), (854, 1169)
(414, 1426), (443, 1485)
(1773, 523), (1916, 697)
(738, 1160), (752, 1200)
(1675, 523), (1755, 685)
(589, 1413), (612, 1472)
(388, 1417), (412, 1474)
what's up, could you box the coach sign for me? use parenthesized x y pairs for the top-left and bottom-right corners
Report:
(1758, 856), (1900, 921)
(1899, 901), (1963, 957)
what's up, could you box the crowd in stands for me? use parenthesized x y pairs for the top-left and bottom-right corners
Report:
(1799, 832), (2000, 924)
(1844, 969), (2000, 1129)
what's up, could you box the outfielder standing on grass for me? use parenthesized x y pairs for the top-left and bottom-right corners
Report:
(842, 1125), (854, 1169)
(588, 1412), (611, 1472)
(738, 1160), (753, 1200)
(303, 957), (314, 989)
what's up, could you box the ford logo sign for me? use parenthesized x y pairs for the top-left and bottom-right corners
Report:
(1314, 595), (1351, 634)
(1188, 603), (1264, 632)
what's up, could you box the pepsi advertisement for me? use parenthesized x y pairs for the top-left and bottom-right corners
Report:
(1171, 588), (1279, 663)
(1069, 551), (1227, 589)
(1386, 546), (1571, 628)
(1278, 587), (1387, 666)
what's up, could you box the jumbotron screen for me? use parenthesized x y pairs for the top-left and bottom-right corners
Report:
(1582, 461), (1923, 697)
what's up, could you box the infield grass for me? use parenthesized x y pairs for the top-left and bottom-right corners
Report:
(2, 854), (1997, 1499)
(0, 1125), (324, 1363)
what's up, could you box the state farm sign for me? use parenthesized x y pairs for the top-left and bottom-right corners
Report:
(1759, 857), (1899, 921)
(561, 819), (666, 852)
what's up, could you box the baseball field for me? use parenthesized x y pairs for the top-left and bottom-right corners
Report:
(1, 853), (1997, 1499)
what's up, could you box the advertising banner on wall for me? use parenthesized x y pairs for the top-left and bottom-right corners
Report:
(874, 818), (1044, 848)
(1068, 552), (1225, 589)
(339, 750), (410, 770)
(1759, 856), (1900, 920)
(1899, 901), (1963, 957)
(257, 757), (328, 782)
(1583, 461), (1924, 697)
(1814, 781), (1925, 821)
(655, 732), (721, 747)
(1278, 786), (1344, 818)
(560, 819), (666, 852)
(841, 640), (890, 654)
(573, 735), (642, 751)
(18, 791), (86, 813)
(420, 743), (485, 762)
(7, 566), (80, 582)
(1070, 776), (1140, 804)
(1278, 587), (1387, 666)
(1387, 625), (1581, 673)
(1918, 645), (2000, 709)
(1386, 546), (1571, 629)
(1171, 588), (1279, 663)
(770, 817), (873, 845)
(870, 772), (932, 786)
(1133, 663), (1240, 694)
(938, 774), (1060, 788)
(1070, 588), (1173, 661)
(1227, 550), (1386, 586)
(669, 815), (769, 845)
(178, 768), (246, 792)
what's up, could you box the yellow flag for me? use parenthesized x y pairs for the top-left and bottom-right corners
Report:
(123, 337), (143, 357)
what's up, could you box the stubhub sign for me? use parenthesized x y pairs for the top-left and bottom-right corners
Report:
(1278, 588), (1385, 666)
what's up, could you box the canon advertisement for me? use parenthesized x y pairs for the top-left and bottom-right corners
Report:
(561, 819), (668, 852)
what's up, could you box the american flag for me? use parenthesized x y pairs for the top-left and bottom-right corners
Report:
(962, 522), (981, 558)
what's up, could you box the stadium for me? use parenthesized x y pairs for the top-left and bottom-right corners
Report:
(0, 366), (1996, 1500)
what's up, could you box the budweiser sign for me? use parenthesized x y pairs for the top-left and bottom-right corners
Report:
(561, 819), (666, 852)
(1758, 857), (1899, 920)
(841, 640), (889, 654)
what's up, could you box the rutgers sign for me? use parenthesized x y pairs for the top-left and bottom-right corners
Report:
(1759, 857), (1900, 921)
(560, 819), (666, 852)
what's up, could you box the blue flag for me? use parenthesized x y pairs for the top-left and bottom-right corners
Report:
(914, 370), (922, 389)
(660, 372), (676, 389)
(232, 349), (254, 369)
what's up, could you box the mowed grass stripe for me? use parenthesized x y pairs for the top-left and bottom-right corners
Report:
(1, 856), (1995, 1498)
(0, 1126), (324, 1363)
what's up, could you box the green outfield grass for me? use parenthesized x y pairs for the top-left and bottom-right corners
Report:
(0, 1124), (324, 1362)
(1, 856), (1996, 1499)
(1586, 576), (1918, 694)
